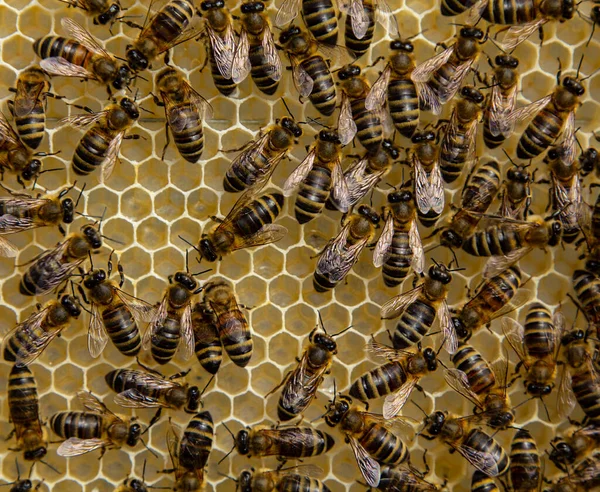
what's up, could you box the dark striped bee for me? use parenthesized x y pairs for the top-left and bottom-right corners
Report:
(50, 391), (142, 456)
(34, 18), (132, 92)
(471, 470), (499, 492)
(549, 454), (600, 491)
(498, 161), (532, 220)
(439, 159), (501, 250)
(3, 295), (81, 366)
(198, 186), (287, 262)
(60, 0), (122, 26)
(337, 65), (383, 153)
(373, 187), (424, 287)
(81, 255), (155, 358)
(550, 424), (600, 472)
(7, 364), (47, 463)
(444, 343), (514, 429)
(439, 86), (485, 185)
(420, 411), (510, 477)
(283, 129), (349, 222)
(0, 184), (76, 257)
(342, 0), (399, 58)
(453, 265), (530, 340)
(412, 27), (485, 112)
(324, 394), (410, 487)
(349, 340), (438, 419)
(125, 0), (197, 71)
(224, 117), (302, 193)
(380, 262), (458, 354)
(502, 302), (562, 398)
(198, 0), (237, 96)
(509, 429), (541, 492)
(192, 301), (222, 375)
(19, 224), (103, 297)
(8, 66), (51, 150)
(166, 411), (213, 492)
(237, 466), (330, 492)
(377, 465), (442, 491)
(154, 67), (210, 164)
(232, 1), (282, 95)
(275, 0), (339, 46)
(62, 97), (140, 181)
(313, 205), (379, 292)
(203, 278), (252, 368)
(143, 269), (204, 365)
(0, 111), (44, 186)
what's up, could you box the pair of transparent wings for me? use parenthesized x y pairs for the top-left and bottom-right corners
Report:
(231, 23), (282, 84)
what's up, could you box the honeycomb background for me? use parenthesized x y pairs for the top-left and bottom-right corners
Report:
(0, 0), (598, 489)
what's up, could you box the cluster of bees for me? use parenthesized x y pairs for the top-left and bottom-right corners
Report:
(0, 0), (599, 488)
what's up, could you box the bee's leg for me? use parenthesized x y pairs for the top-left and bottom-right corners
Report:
(169, 369), (191, 380)
(4, 428), (15, 441)
(158, 468), (176, 474)
(163, 50), (171, 67)
(122, 20), (144, 29)
(265, 371), (291, 397)
(147, 408), (163, 430)
(161, 123), (171, 161)
(209, 215), (224, 223)
(136, 357), (164, 377)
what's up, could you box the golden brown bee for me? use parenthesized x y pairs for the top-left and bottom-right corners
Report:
(342, 0), (399, 58)
(8, 66), (51, 150)
(33, 18), (132, 92)
(192, 301), (222, 375)
(275, 0), (339, 46)
(167, 411), (213, 492)
(198, 186), (287, 262)
(7, 364), (47, 463)
(420, 411), (509, 477)
(550, 424), (600, 472)
(571, 268), (600, 337)
(373, 187), (424, 287)
(19, 224), (102, 297)
(62, 97), (140, 181)
(350, 340), (438, 419)
(49, 391), (142, 456)
(237, 466), (330, 492)
(499, 161), (532, 220)
(232, 1), (282, 95)
(125, 0), (197, 71)
(378, 465), (442, 491)
(313, 205), (379, 292)
(155, 67), (210, 164)
(202, 277), (252, 367)
(381, 262), (458, 354)
(284, 129), (349, 222)
(509, 429), (541, 492)
(225, 117), (302, 193)
(61, 0), (122, 26)
(3, 295), (81, 366)
(324, 394), (409, 487)
(143, 270), (204, 365)
(471, 470), (499, 492)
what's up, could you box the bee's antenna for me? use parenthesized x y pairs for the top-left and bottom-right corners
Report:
(332, 325), (353, 337)
(410, 399), (429, 417)
(281, 98), (295, 119)
(218, 422), (237, 465)
(218, 472), (238, 482)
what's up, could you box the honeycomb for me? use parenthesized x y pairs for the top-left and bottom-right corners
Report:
(0, 0), (598, 489)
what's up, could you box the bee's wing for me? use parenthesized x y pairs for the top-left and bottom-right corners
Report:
(368, 338), (408, 361)
(283, 148), (317, 196)
(87, 303), (108, 359)
(483, 247), (532, 279)
(114, 388), (165, 408)
(416, 81), (443, 115)
(380, 285), (423, 319)
(114, 289), (157, 322)
(316, 224), (365, 283)
(414, 155), (435, 214)
(577, 200), (594, 246)
(489, 85), (518, 138)
(501, 317), (527, 365)
(142, 296), (169, 350)
(14, 78), (45, 117)
(456, 444), (500, 477)
(59, 111), (105, 129)
(330, 159), (351, 213)
(227, 132), (273, 189)
(373, 211), (394, 267)
(365, 65), (391, 111)
(7, 308), (60, 366)
(440, 59), (476, 105)
(348, 434), (381, 487)
(444, 368), (483, 409)
(572, 459), (600, 483)
(412, 46), (454, 82)
(374, 0), (399, 37)
(409, 220), (425, 274)
(559, 111), (577, 167)
(0, 236), (19, 257)
(429, 161), (445, 214)
(282, 352), (325, 410)
(488, 288), (533, 324)
(207, 23), (236, 79)
(338, 92), (357, 145)
(348, 0), (370, 39)
(506, 95), (552, 127)
(231, 28), (251, 84)
(0, 213), (35, 235)
(57, 438), (110, 457)
(61, 18), (111, 58)
(438, 301), (458, 355)
(100, 131), (124, 183)
(77, 390), (113, 415)
(232, 224), (288, 250)
(465, 0), (488, 23)
(166, 422), (181, 468)
(383, 377), (418, 419)
(556, 366), (576, 419)
(180, 303), (194, 361)
(275, 0), (301, 26)
(0, 111), (23, 148)
(343, 157), (383, 210)
(292, 61), (314, 98)
(499, 18), (547, 51)
(262, 26), (282, 82)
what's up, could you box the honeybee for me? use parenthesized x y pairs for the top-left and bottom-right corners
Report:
(313, 205), (379, 292)
(283, 129), (349, 222)
(8, 66), (51, 150)
(453, 265), (530, 340)
(275, 0), (339, 46)
(498, 161), (532, 220)
(378, 465), (442, 491)
(419, 411), (510, 477)
(60, 0), (122, 26)
(166, 411), (213, 492)
(350, 339), (438, 419)
(0, 111), (44, 186)
(202, 278), (252, 368)
(550, 424), (600, 472)
(20, 225), (102, 297)
(115, 463), (151, 492)
(125, 0), (197, 71)
(3, 461), (44, 492)
(380, 262), (458, 354)
(341, 0), (399, 58)
(61, 97), (140, 182)
(198, 0), (237, 96)
(444, 344), (514, 429)
(198, 186), (287, 262)
(192, 301), (222, 375)
(50, 391), (142, 456)
(0, 184), (76, 257)
(231, 1), (282, 95)
(502, 302), (562, 399)
(471, 470), (499, 492)
(439, 159), (501, 250)
(3, 295), (81, 366)
(225, 117), (302, 193)
(7, 364), (47, 463)
(237, 466), (329, 492)
(550, 453), (600, 491)
(412, 27), (485, 112)
(34, 18), (132, 92)
(155, 67), (210, 164)
(143, 270), (204, 365)
(373, 187), (424, 288)
(439, 86), (485, 185)
(324, 394), (410, 487)
(509, 429), (541, 492)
